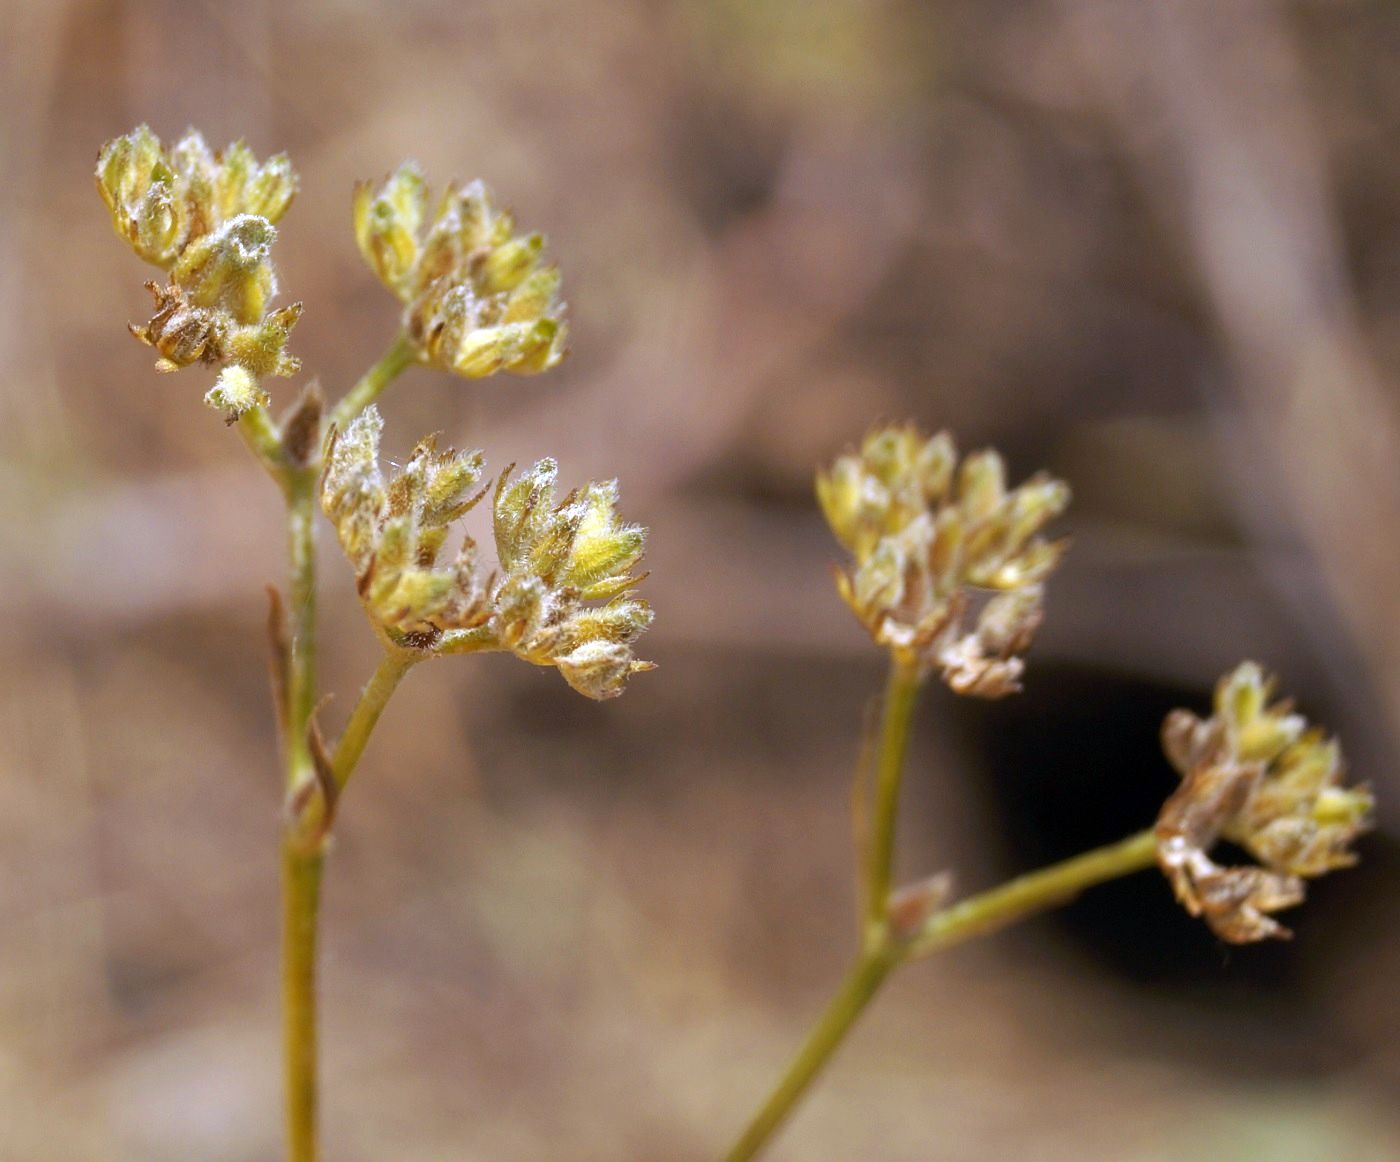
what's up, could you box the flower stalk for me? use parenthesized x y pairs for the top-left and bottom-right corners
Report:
(724, 830), (1160, 1162)
(328, 331), (418, 433)
(862, 659), (921, 937)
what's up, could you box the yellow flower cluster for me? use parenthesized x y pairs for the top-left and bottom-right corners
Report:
(96, 126), (302, 418)
(322, 407), (652, 699)
(817, 425), (1069, 696)
(354, 166), (567, 379)
(1156, 663), (1373, 942)
(321, 407), (489, 641)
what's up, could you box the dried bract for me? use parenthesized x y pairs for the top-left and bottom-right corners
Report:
(817, 425), (1069, 695)
(1155, 663), (1373, 942)
(354, 166), (567, 379)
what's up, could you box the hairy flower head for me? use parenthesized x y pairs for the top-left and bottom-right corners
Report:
(97, 125), (297, 269)
(353, 166), (566, 379)
(1155, 662), (1373, 942)
(817, 425), (1069, 695)
(322, 408), (651, 699)
(98, 126), (302, 417)
(322, 408), (489, 642)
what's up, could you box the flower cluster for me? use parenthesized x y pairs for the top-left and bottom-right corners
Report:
(1156, 663), (1373, 942)
(96, 126), (302, 418)
(817, 425), (1070, 696)
(354, 165), (567, 379)
(322, 407), (652, 699)
(321, 407), (489, 641)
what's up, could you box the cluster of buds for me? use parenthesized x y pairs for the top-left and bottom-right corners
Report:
(353, 165), (567, 379)
(322, 407), (652, 699)
(817, 425), (1070, 696)
(96, 125), (301, 418)
(1156, 663), (1373, 942)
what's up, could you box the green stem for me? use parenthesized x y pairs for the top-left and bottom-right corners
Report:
(237, 403), (288, 481)
(282, 838), (323, 1162)
(284, 470), (318, 790)
(723, 829), (1160, 1161)
(280, 463), (322, 1162)
(905, 828), (1158, 959)
(725, 950), (897, 1162)
(863, 660), (922, 935)
(276, 337), (415, 1161)
(330, 647), (419, 793)
(327, 332), (417, 432)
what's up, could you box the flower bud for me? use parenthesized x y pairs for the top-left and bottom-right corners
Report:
(96, 125), (188, 267)
(203, 364), (268, 422)
(353, 164), (429, 296)
(172, 214), (278, 325)
(555, 640), (655, 701)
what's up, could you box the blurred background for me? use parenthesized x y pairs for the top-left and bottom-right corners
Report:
(2, 0), (1399, 1158)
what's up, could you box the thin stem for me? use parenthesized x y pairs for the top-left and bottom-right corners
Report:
(238, 403), (289, 483)
(722, 829), (1160, 1161)
(279, 462), (322, 1162)
(282, 838), (322, 1162)
(905, 828), (1158, 960)
(328, 332), (417, 432)
(863, 660), (922, 935)
(284, 469), (319, 791)
(330, 647), (419, 793)
(725, 950), (898, 1162)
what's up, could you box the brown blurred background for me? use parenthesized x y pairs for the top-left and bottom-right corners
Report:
(3, 0), (1399, 1158)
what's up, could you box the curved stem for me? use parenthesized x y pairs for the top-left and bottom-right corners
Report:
(863, 660), (922, 935)
(905, 829), (1158, 959)
(328, 332), (417, 432)
(725, 950), (898, 1162)
(330, 647), (419, 793)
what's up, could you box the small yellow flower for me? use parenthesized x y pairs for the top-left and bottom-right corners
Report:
(353, 166), (567, 379)
(1156, 663), (1374, 942)
(817, 425), (1069, 696)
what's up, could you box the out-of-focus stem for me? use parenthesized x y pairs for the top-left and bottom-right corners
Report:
(905, 828), (1159, 959)
(723, 829), (1161, 1161)
(863, 659), (922, 936)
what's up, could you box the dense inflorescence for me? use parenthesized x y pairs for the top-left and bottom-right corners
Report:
(817, 425), (1069, 696)
(1156, 663), (1373, 941)
(354, 165), (567, 379)
(322, 407), (652, 699)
